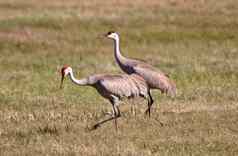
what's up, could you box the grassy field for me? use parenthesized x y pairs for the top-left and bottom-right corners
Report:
(0, 0), (238, 155)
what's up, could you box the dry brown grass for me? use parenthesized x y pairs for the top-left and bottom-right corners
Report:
(0, 0), (238, 155)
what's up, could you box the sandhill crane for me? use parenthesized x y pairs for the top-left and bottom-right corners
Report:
(60, 65), (153, 130)
(105, 31), (176, 110)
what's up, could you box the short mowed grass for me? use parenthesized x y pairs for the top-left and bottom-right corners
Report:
(0, 0), (238, 155)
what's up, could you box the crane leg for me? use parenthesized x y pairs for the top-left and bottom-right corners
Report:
(112, 102), (121, 131)
(112, 104), (118, 130)
(145, 91), (154, 117)
(90, 99), (121, 131)
(90, 116), (116, 130)
(130, 100), (137, 117)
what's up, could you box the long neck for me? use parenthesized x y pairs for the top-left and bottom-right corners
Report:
(68, 71), (88, 86)
(113, 37), (127, 66)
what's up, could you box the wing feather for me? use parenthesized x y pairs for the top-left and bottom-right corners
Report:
(97, 76), (131, 98)
(133, 65), (176, 97)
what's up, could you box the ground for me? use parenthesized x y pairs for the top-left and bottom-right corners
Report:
(0, 0), (238, 155)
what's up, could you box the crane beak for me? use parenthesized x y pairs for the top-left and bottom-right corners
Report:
(104, 33), (109, 37)
(60, 73), (65, 89)
(97, 34), (106, 39)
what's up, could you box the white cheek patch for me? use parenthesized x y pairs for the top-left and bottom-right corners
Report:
(66, 69), (70, 75)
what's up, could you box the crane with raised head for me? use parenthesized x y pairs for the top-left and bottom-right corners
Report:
(105, 31), (176, 111)
(60, 65), (153, 130)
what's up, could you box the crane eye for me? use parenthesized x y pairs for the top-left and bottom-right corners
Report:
(107, 31), (114, 35)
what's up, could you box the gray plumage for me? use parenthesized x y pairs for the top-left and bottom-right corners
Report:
(60, 66), (153, 130)
(90, 73), (149, 100)
(105, 31), (176, 97)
